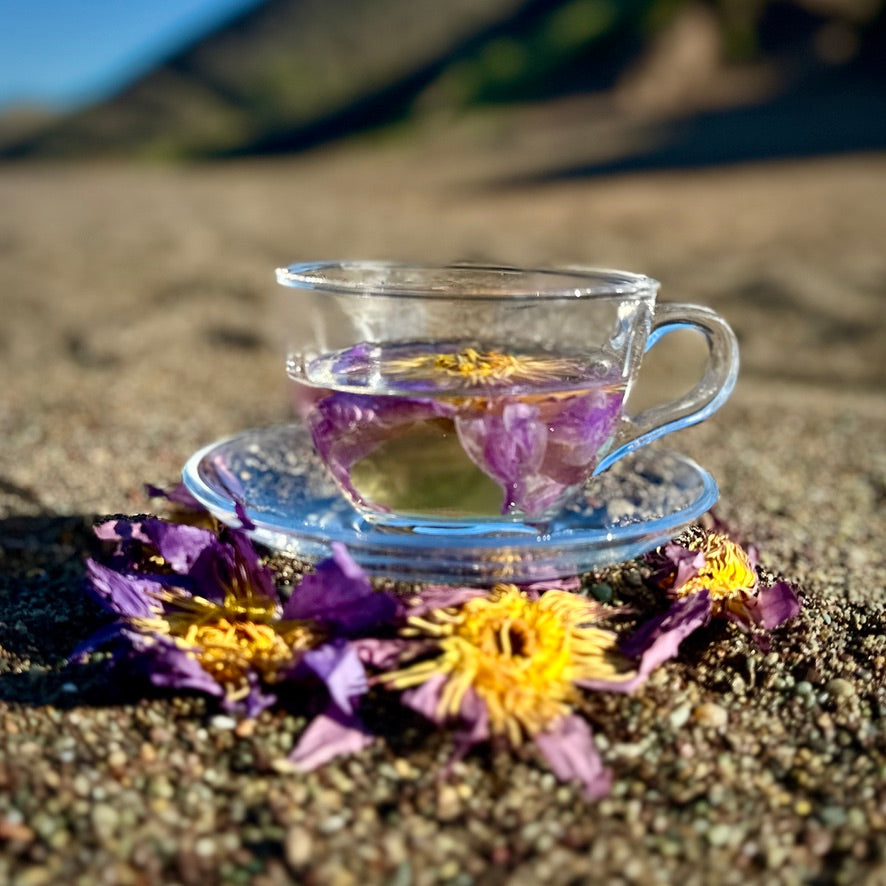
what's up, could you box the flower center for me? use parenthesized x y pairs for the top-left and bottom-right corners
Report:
(186, 618), (316, 686)
(384, 584), (634, 744)
(677, 533), (757, 601)
(135, 587), (322, 697)
(388, 346), (579, 388)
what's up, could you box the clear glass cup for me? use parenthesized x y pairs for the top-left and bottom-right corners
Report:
(275, 261), (738, 528)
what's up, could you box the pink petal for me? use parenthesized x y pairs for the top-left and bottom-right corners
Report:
(289, 706), (374, 771)
(743, 581), (802, 630)
(534, 715), (612, 800)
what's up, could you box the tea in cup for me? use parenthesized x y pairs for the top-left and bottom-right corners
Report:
(276, 262), (738, 527)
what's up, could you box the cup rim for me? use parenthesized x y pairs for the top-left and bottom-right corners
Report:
(275, 260), (659, 301)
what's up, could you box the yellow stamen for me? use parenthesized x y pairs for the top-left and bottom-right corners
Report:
(673, 532), (758, 615)
(388, 347), (578, 388)
(381, 584), (635, 744)
(130, 580), (322, 699)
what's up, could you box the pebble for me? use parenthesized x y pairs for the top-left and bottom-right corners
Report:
(692, 703), (729, 729)
(825, 678), (855, 699)
(668, 704), (692, 730)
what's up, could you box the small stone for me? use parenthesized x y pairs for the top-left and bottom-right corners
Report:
(824, 678), (855, 699)
(285, 826), (313, 868)
(706, 824), (733, 847)
(210, 714), (237, 730)
(819, 805), (847, 827)
(668, 704), (692, 730)
(693, 703), (728, 729)
(589, 583), (613, 603)
(235, 719), (256, 738)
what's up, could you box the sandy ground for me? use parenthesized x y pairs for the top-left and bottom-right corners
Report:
(1, 119), (884, 884)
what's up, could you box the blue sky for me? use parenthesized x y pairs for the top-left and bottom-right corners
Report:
(0, 0), (264, 112)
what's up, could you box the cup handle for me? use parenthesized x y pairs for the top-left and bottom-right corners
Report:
(593, 302), (739, 475)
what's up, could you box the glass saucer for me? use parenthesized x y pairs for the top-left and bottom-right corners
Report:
(182, 424), (717, 584)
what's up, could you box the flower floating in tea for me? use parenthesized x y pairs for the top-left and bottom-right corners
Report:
(389, 346), (584, 388)
(301, 341), (626, 520)
(76, 521), (397, 726)
(643, 530), (801, 642)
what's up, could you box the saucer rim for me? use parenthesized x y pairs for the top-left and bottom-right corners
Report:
(182, 424), (718, 574)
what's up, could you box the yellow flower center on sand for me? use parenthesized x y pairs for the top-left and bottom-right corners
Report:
(382, 584), (635, 745)
(133, 586), (321, 701)
(674, 532), (758, 614)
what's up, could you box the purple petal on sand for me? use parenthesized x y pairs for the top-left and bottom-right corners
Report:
(140, 519), (219, 573)
(289, 706), (374, 771)
(220, 672), (278, 718)
(84, 559), (163, 618)
(622, 590), (712, 669)
(578, 592), (713, 694)
(132, 634), (226, 700)
(297, 641), (368, 715)
(282, 543), (397, 633)
(534, 715), (612, 800)
(744, 581), (802, 630)
(94, 517), (153, 547)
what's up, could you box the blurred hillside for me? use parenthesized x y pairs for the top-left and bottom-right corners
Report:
(1, 0), (884, 160)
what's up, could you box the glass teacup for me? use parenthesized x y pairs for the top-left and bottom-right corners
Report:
(275, 262), (738, 528)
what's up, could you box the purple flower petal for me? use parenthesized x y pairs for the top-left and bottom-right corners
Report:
(308, 392), (455, 509)
(577, 592), (713, 693)
(351, 637), (416, 669)
(140, 519), (219, 573)
(538, 387), (623, 484)
(188, 529), (277, 606)
(456, 401), (549, 514)
(741, 581), (801, 630)
(282, 543), (398, 633)
(399, 584), (488, 618)
(661, 542), (707, 589)
(84, 559), (164, 618)
(297, 640), (368, 716)
(220, 671), (277, 718)
(289, 705), (375, 771)
(401, 672), (448, 725)
(534, 715), (612, 800)
(133, 634), (226, 700)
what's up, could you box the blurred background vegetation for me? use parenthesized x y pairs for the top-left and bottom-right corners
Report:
(1, 0), (883, 161)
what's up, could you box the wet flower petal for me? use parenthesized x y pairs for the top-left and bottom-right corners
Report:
(308, 392), (455, 509)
